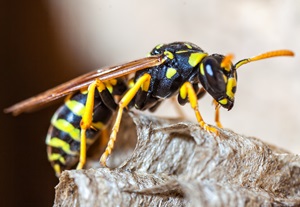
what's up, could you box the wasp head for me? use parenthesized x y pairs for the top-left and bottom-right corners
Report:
(198, 54), (237, 110)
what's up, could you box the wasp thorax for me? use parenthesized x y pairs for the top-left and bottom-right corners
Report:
(199, 54), (237, 110)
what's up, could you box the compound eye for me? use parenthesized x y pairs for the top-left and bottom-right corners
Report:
(203, 59), (226, 92)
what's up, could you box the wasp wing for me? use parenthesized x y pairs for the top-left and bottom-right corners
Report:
(4, 55), (163, 115)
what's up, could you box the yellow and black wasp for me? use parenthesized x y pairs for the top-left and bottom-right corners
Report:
(4, 42), (294, 176)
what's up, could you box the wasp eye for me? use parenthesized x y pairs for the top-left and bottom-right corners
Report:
(205, 64), (214, 76)
(199, 56), (227, 99)
(203, 59), (225, 90)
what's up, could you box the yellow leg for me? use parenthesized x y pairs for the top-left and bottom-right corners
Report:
(100, 73), (151, 167)
(180, 82), (218, 135)
(213, 100), (223, 128)
(77, 79), (106, 170)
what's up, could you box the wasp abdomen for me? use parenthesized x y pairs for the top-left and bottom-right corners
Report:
(46, 89), (114, 175)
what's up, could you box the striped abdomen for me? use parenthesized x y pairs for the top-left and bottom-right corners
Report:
(46, 79), (127, 176)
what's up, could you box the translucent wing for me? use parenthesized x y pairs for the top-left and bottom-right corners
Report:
(4, 55), (163, 115)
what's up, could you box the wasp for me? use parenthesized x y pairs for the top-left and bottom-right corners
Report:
(4, 42), (294, 176)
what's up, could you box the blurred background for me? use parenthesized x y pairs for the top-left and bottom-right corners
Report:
(1, 0), (299, 206)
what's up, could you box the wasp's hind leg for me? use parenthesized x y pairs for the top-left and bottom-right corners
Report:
(179, 82), (219, 135)
(100, 73), (151, 167)
(76, 79), (110, 170)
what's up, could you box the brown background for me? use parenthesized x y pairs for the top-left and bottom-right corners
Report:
(1, 2), (81, 206)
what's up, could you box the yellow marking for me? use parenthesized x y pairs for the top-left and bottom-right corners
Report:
(48, 153), (66, 164)
(128, 79), (135, 88)
(102, 79), (117, 93)
(175, 50), (189, 54)
(223, 74), (228, 83)
(218, 98), (228, 105)
(226, 77), (237, 99)
(146, 52), (152, 57)
(96, 80), (107, 92)
(200, 63), (205, 76)
(91, 121), (104, 130)
(52, 119), (80, 141)
(166, 68), (177, 79)
(65, 100), (86, 117)
(185, 43), (192, 49)
(179, 84), (187, 100)
(105, 84), (113, 94)
(155, 44), (164, 49)
(164, 51), (174, 60)
(141, 75), (151, 92)
(47, 137), (78, 155)
(53, 164), (61, 176)
(188, 53), (207, 67)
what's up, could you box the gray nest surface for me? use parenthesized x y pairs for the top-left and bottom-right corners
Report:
(54, 112), (300, 207)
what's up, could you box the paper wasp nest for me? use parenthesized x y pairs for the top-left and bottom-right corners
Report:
(54, 112), (300, 207)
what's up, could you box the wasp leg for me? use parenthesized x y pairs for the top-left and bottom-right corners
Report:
(100, 73), (151, 167)
(180, 82), (218, 135)
(213, 100), (223, 128)
(76, 79), (107, 170)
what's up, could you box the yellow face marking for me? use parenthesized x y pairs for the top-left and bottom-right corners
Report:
(164, 51), (174, 60)
(166, 68), (177, 79)
(189, 53), (207, 67)
(65, 100), (86, 117)
(200, 63), (205, 76)
(223, 74), (228, 83)
(184, 43), (192, 49)
(46, 137), (78, 155)
(51, 119), (80, 141)
(218, 98), (228, 105)
(226, 77), (237, 99)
